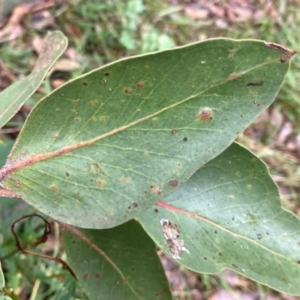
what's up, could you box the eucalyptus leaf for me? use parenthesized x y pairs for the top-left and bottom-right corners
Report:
(0, 263), (13, 300)
(139, 143), (300, 295)
(62, 220), (171, 300)
(0, 31), (67, 129)
(0, 39), (295, 228)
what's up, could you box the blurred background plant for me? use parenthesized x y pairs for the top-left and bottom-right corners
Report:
(0, 0), (299, 299)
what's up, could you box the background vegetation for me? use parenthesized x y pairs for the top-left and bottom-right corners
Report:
(0, 0), (299, 299)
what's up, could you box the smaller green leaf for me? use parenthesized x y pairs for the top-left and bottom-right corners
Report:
(0, 262), (4, 290)
(0, 140), (14, 167)
(62, 220), (171, 300)
(0, 31), (67, 129)
(0, 263), (13, 300)
(139, 143), (300, 296)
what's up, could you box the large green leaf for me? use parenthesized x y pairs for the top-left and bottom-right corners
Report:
(0, 39), (295, 228)
(0, 31), (67, 129)
(138, 143), (300, 295)
(62, 220), (171, 300)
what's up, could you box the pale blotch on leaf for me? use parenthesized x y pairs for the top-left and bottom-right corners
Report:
(226, 72), (243, 81)
(197, 107), (213, 122)
(74, 117), (81, 122)
(99, 116), (108, 122)
(249, 90), (258, 98)
(120, 177), (130, 183)
(228, 49), (237, 58)
(228, 195), (235, 200)
(71, 99), (79, 105)
(53, 132), (59, 139)
(89, 99), (98, 106)
(96, 179), (106, 187)
(150, 184), (161, 195)
(50, 184), (58, 192)
(246, 184), (252, 189)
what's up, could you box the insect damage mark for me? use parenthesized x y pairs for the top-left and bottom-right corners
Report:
(160, 218), (189, 260)
(247, 81), (263, 87)
(264, 41), (297, 62)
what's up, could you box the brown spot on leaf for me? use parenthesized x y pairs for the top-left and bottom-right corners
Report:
(95, 273), (100, 278)
(82, 81), (88, 86)
(150, 184), (161, 195)
(128, 202), (138, 209)
(104, 72), (110, 76)
(280, 55), (289, 63)
(96, 180), (106, 186)
(136, 81), (144, 88)
(183, 137), (188, 142)
(154, 208), (158, 213)
(171, 129), (177, 134)
(232, 263), (238, 269)
(50, 185), (58, 192)
(83, 273), (88, 279)
(168, 180), (178, 187)
(124, 87), (132, 94)
(65, 171), (70, 177)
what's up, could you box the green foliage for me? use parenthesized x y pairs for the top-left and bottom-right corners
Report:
(0, 32), (299, 298)
(0, 31), (67, 129)
(63, 220), (171, 299)
(0, 262), (13, 300)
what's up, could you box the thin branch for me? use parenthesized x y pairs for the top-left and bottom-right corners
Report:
(11, 214), (77, 279)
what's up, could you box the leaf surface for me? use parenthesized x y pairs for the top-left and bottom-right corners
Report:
(138, 143), (300, 295)
(0, 39), (295, 228)
(0, 262), (13, 300)
(62, 220), (171, 300)
(0, 31), (67, 129)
